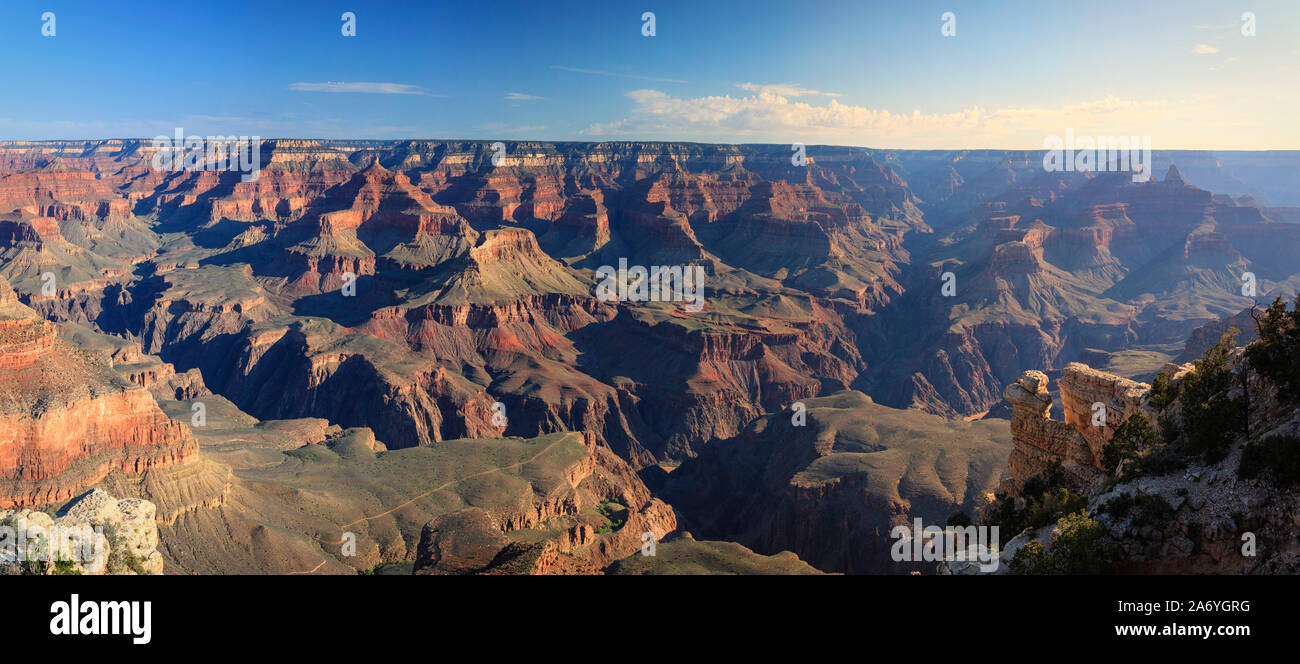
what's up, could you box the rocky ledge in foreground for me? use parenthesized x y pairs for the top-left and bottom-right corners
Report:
(1, 488), (163, 575)
(954, 325), (1300, 574)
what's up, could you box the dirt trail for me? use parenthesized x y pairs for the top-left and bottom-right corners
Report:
(338, 435), (568, 529)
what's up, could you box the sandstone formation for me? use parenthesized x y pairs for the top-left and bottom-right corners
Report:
(973, 353), (1300, 574)
(1, 488), (162, 575)
(1001, 364), (1148, 492)
(0, 277), (197, 507)
(85, 391), (676, 574)
(1, 140), (1293, 463)
(1, 141), (909, 463)
(856, 159), (1299, 417)
(1, 138), (1297, 575)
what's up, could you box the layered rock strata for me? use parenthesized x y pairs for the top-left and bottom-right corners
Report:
(0, 277), (196, 507)
(1002, 364), (1148, 492)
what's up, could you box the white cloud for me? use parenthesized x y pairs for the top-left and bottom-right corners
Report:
(736, 83), (840, 97)
(549, 65), (687, 84)
(1192, 43), (1220, 54)
(289, 82), (442, 96)
(580, 89), (1189, 148)
(505, 92), (544, 101)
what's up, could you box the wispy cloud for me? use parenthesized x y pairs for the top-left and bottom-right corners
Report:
(288, 82), (443, 96)
(735, 83), (840, 97)
(505, 92), (544, 101)
(549, 65), (687, 84)
(1192, 43), (1220, 55)
(579, 89), (1191, 149)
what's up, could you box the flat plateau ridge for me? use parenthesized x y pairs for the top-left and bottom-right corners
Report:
(0, 139), (1296, 573)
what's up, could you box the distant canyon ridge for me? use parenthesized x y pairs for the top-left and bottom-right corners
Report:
(2, 140), (1295, 450)
(1, 139), (1298, 573)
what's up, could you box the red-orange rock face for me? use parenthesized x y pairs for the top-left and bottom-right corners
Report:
(0, 389), (194, 484)
(0, 139), (1293, 463)
(0, 171), (131, 223)
(0, 318), (56, 369)
(0, 277), (196, 508)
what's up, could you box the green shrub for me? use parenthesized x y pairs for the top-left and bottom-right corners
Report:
(1246, 295), (1300, 403)
(1098, 410), (1187, 481)
(1180, 332), (1246, 462)
(1008, 511), (1114, 575)
(1156, 412), (1180, 444)
(1239, 435), (1300, 488)
(19, 540), (83, 575)
(1129, 444), (1188, 478)
(1027, 488), (1089, 528)
(946, 510), (972, 527)
(984, 494), (1021, 537)
(1132, 494), (1176, 529)
(1099, 493), (1134, 519)
(594, 499), (624, 534)
(1147, 370), (1177, 412)
(1102, 412), (1157, 474)
(1020, 461), (1067, 500)
(103, 525), (148, 575)
(52, 554), (83, 576)
(983, 463), (1087, 545)
(1008, 539), (1046, 574)
(1100, 493), (1175, 529)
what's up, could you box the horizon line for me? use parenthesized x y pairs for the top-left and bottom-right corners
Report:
(0, 138), (1297, 153)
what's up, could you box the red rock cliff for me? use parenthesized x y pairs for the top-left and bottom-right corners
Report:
(0, 277), (196, 507)
(1002, 364), (1149, 493)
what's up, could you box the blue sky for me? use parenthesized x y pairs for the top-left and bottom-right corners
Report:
(1, 0), (1296, 148)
